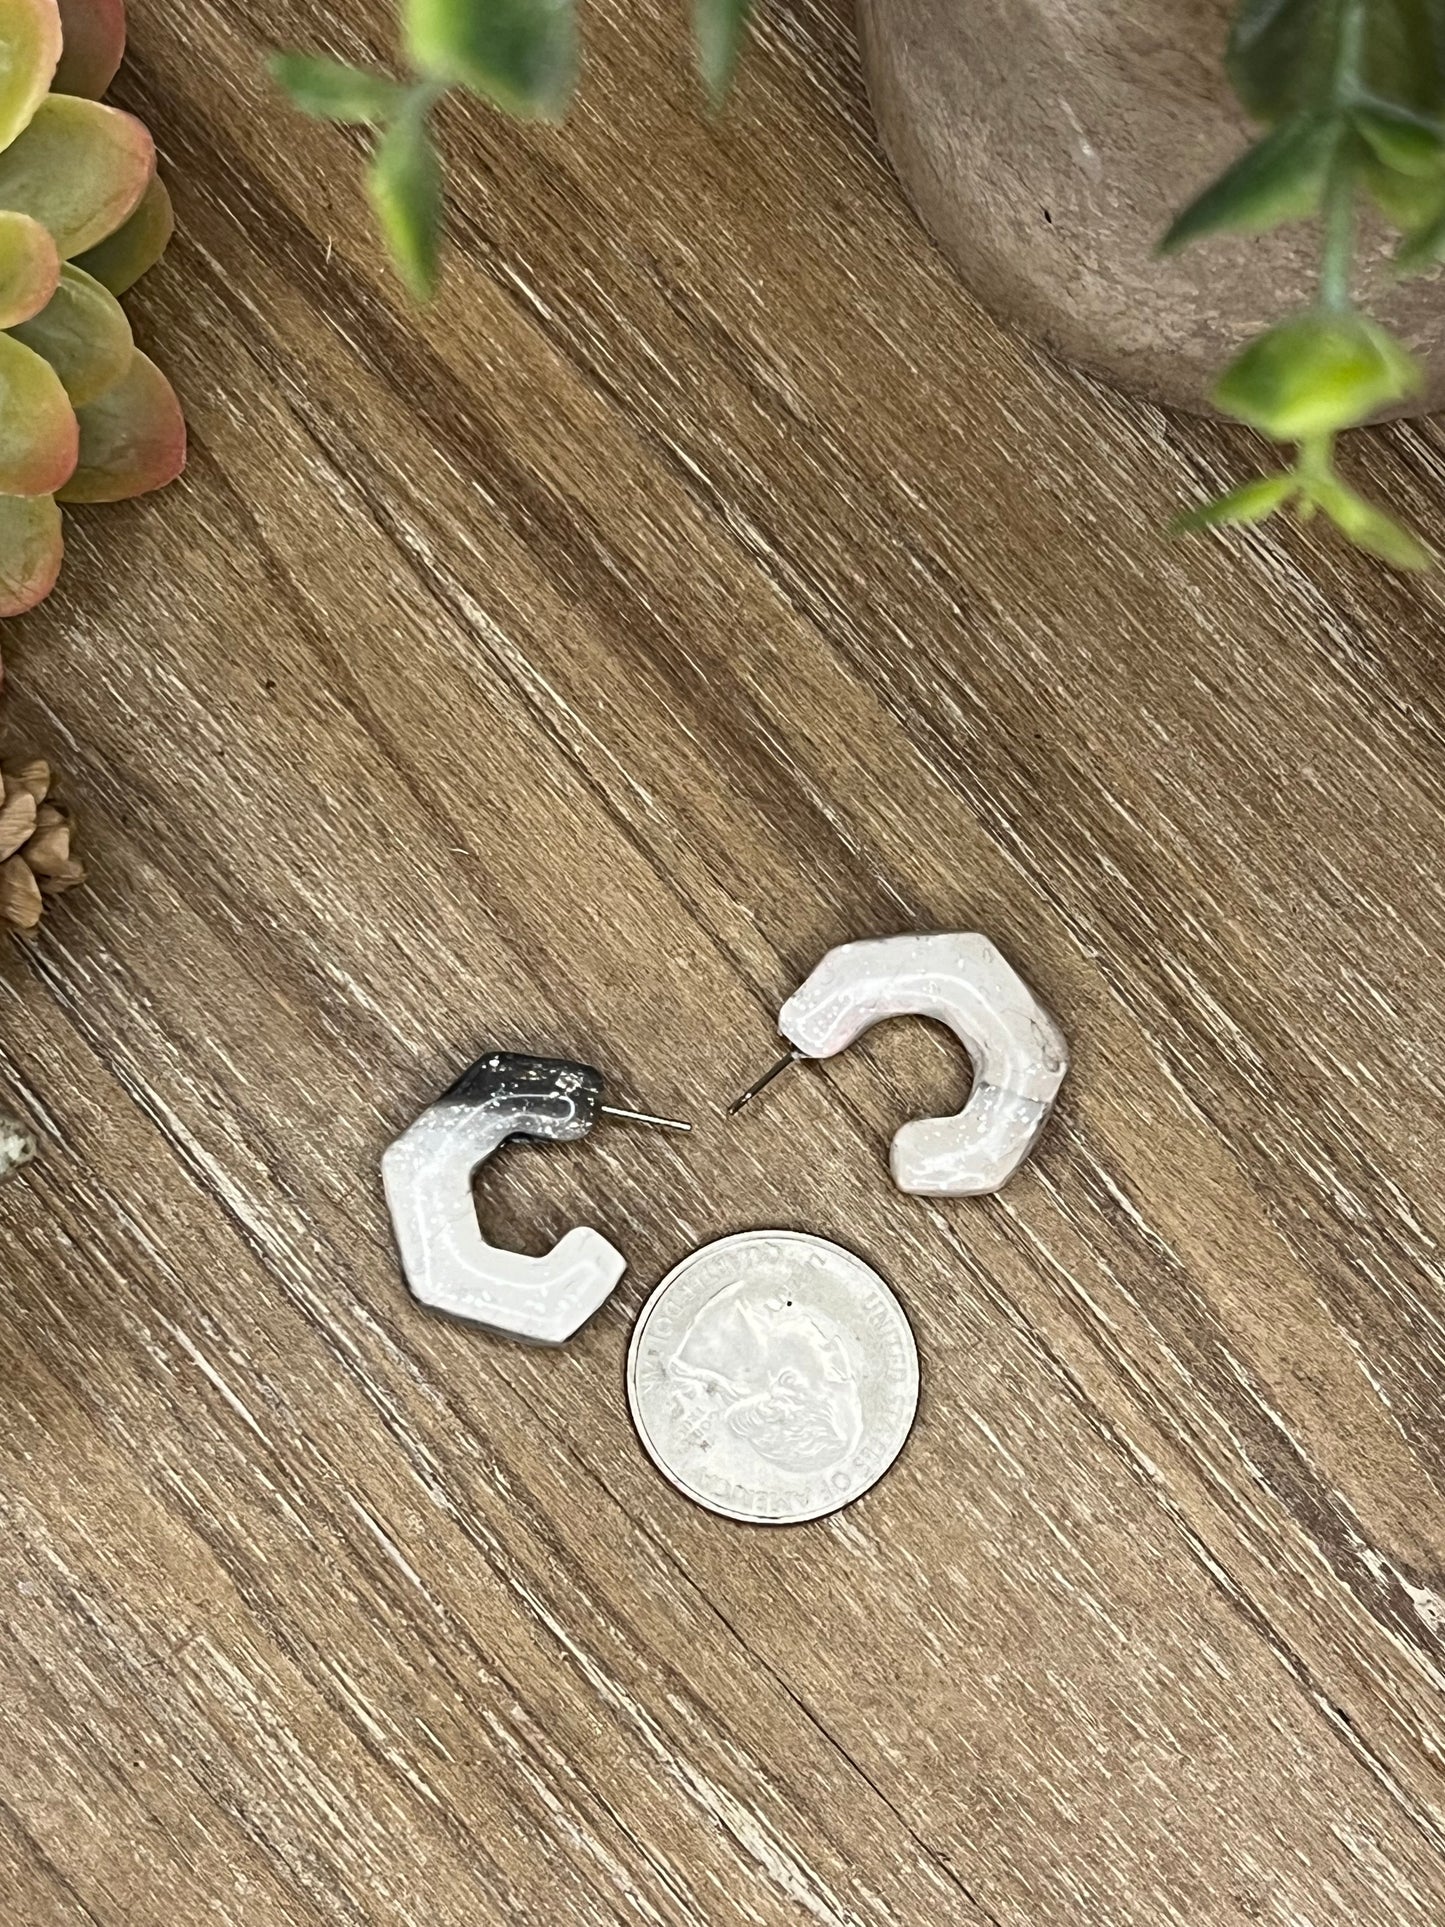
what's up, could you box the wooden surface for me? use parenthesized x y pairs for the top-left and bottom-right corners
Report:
(2, 0), (1444, 1921)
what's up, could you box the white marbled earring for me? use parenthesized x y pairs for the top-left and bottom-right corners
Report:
(730, 932), (1068, 1196)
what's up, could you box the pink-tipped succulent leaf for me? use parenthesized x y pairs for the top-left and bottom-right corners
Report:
(0, 492), (62, 615)
(10, 260), (131, 404)
(0, 0), (61, 151)
(72, 170), (170, 293)
(0, 207), (59, 324)
(56, 348), (184, 502)
(52, 0), (124, 100)
(0, 329), (78, 493)
(0, 94), (153, 257)
(0, 0), (182, 618)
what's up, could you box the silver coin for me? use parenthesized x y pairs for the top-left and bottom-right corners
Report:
(626, 1231), (919, 1525)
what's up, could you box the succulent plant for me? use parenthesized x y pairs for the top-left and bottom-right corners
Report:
(0, 0), (184, 619)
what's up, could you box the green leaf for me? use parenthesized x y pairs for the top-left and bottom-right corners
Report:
(57, 348), (186, 503)
(1228, 0), (1328, 121)
(53, 0), (126, 100)
(269, 54), (405, 123)
(0, 95), (154, 258)
(1214, 312), (1422, 438)
(367, 100), (442, 299)
(1161, 115), (1338, 253)
(72, 173), (173, 294)
(0, 209), (59, 328)
(1361, 149), (1445, 225)
(1230, 0), (1445, 123)
(1397, 195), (1445, 269)
(0, 491), (63, 617)
(8, 261), (132, 406)
(0, 330), (77, 496)
(1172, 474), (1297, 533)
(404, 0), (576, 118)
(694, 0), (754, 107)
(0, 0), (61, 152)
(1304, 476), (1432, 567)
(1353, 100), (1445, 176)
(1359, 0), (1445, 117)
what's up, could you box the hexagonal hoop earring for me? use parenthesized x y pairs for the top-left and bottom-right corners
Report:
(730, 932), (1068, 1196)
(383, 1050), (689, 1345)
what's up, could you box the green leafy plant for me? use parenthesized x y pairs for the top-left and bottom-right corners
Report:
(0, 0), (184, 619)
(276, 0), (1445, 569)
(273, 0), (752, 299)
(1165, 0), (1445, 566)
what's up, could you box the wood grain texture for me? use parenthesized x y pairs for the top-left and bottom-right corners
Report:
(1, 0), (1444, 1922)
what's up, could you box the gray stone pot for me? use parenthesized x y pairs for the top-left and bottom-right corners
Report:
(856, 0), (1445, 412)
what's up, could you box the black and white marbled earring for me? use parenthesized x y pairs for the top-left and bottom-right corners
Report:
(382, 1051), (689, 1345)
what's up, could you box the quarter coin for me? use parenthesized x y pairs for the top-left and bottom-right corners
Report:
(626, 1230), (919, 1525)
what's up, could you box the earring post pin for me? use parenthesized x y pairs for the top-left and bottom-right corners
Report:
(727, 1049), (804, 1116)
(599, 1104), (692, 1133)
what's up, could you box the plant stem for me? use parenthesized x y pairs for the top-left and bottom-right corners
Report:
(1319, 159), (1356, 308)
(1319, 0), (1364, 310)
(1297, 432), (1336, 488)
(407, 78), (448, 118)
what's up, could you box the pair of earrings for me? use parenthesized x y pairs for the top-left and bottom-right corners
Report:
(382, 931), (1068, 1346)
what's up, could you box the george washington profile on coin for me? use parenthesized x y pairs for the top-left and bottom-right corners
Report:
(627, 1231), (919, 1525)
(664, 1278), (866, 1476)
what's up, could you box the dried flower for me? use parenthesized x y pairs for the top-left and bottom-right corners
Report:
(0, 756), (85, 935)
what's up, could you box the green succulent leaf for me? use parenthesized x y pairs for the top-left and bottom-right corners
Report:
(0, 329), (77, 495)
(0, 209), (59, 327)
(0, 94), (154, 258)
(1161, 114), (1339, 252)
(1228, 0), (1329, 121)
(367, 98), (442, 299)
(1173, 474), (1298, 532)
(1233, 0), (1445, 121)
(0, 0), (61, 153)
(57, 347), (185, 503)
(1361, 148), (1445, 225)
(1304, 475), (1432, 567)
(0, 490), (62, 616)
(1397, 195), (1445, 269)
(9, 261), (132, 406)
(694, 0), (754, 107)
(404, 0), (576, 118)
(53, 0), (126, 100)
(1214, 312), (1422, 437)
(73, 173), (173, 294)
(269, 54), (406, 123)
(1353, 100), (1445, 176)
(1359, 0), (1445, 117)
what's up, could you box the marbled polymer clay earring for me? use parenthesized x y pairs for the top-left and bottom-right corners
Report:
(383, 1050), (689, 1345)
(730, 932), (1067, 1196)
